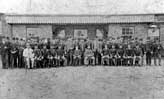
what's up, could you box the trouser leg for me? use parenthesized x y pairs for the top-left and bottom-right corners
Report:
(148, 57), (151, 65)
(146, 56), (149, 65)
(154, 56), (157, 66)
(92, 57), (95, 65)
(26, 58), (30, 69)
(31, 58), (34, 69)
(141, 56), (144, 66)
(158, 57), (161, 66)
(1, 55), (6, 69)
(84, 57), (88, 65)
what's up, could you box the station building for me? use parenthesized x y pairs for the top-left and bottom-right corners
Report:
(1, 13), (164, 44)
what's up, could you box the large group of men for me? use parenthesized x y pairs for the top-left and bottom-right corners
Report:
(0, 36), (163, 69)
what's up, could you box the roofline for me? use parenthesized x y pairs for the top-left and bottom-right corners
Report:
(7, 22), (154, 25)
(5, 13), (160, 17)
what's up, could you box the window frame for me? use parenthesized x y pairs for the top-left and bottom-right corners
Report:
(122, 26), (135, 42)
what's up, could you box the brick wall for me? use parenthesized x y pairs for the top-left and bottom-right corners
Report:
(0, 21), (2, 35)
(53, 25), (99, 39)
(12, 25), (52, 39)
(12, 25), (26, 38)
(108, 24), (148, 41)
(2, 20), (12, 37)
(160, 24), (164, 46)
(0, 15), (12, 37)
(10, 24), (149, 40)
(108, 24), (122, 38)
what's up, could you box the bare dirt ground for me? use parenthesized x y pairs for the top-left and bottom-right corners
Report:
(0, 66), (164, 99)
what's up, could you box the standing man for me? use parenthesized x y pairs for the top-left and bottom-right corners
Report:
(10, 38), (19, 68)
(18, 39), (25, 68)
(93, 37), (100, 65)
(10, 43), (19, 68)
(145, 42), (153, 66)
(23, 43), (34, 69)
(1, 37), (10, 69)
(153, 42), (163, 66)
(140, 39), (146, 66)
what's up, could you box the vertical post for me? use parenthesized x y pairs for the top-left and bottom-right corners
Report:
(159, 25), (160, 43)
(26, 26), (27, 43)
(10, 24), (13, 38)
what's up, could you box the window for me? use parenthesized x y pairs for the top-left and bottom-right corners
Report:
(52, 27), (65, 39)
(74, 29), (88, 39)
(96, 29), (103, 39)
(122, 27), (134, 42)
(27, 28), (40, 38)
(57, 29), (65, 39)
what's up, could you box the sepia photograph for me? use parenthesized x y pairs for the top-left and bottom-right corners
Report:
(0, 0), (164, 99)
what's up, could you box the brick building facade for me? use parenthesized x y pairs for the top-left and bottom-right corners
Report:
(1, 14), (164, 44)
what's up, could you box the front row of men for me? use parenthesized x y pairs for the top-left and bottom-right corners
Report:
(22, 43), (162, 69)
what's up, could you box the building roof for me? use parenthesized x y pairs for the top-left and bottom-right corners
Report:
(5, 14), (155, 24)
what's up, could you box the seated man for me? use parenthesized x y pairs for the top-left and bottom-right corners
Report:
(84, 46), (95, 66)
(109, 45), (117, 66)
(133, 45), (142, 66)
(125, 44), (134, 66)
(101, 45), (110, 65)
(50, 45), (57, 67)
(41, 45), (49, 68)
(33, 45), (40, 68)
(37, 46), (43, 68)
(47, 45), (55, 68)
(73, 46), (82, 66)
(56, 46), (66, 66)
(116, 44), (125, 66)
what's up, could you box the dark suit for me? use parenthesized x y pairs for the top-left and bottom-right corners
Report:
(1, 42), (11, 69)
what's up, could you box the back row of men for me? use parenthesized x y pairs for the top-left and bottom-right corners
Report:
(0, 37), (163, 69)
